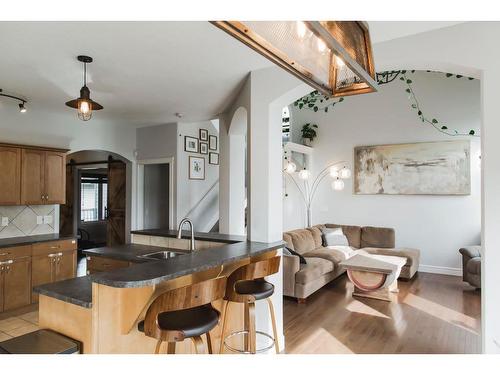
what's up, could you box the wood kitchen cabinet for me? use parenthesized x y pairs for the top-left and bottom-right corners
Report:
(0, 146), (21, 205)
(0, 246), (32, 312)
(21, 148), (66, 205)
(31, 240), (77, 303)
(86, 256), (131, 274)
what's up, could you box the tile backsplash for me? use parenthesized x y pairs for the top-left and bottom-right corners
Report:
(0, 205), (58, 239)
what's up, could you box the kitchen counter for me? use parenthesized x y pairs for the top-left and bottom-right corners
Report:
(0, 233), (77, 249)
(89, 240), (283, 288)
(130, 228), (246, 244)
(33, 276), (92, 308)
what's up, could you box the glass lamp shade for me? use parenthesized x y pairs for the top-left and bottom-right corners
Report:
(298, 169), (310, 180)
(329, 166), (339, 178)
(285, 161), (297, 173)
(78, 99), (92, 121)
(339, 167), (351, 179)
(332, 178), (345, 191)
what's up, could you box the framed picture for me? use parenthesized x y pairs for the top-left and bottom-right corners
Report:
(209, 135), (218, 150)
(189, 156), (205, 180)
(199, 129), (208, 141)
(184, 136), (199, 153)
(209, 152), (219, 165)
(200, 142), (208, 154)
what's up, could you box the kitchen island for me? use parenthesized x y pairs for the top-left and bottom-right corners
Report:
(34, 230), (283, 354)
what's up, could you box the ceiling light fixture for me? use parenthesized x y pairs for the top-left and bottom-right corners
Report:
(211, 21), (377, 97)
(0, 88), (28, 113)
(65, 55), (103, 121)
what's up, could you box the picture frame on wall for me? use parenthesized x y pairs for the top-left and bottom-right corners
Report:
(209, 135), (218, 150)
(184, 136), (199, 153)
(189, 156), (205, 180)
(199, 129), (208, 141)
(200, 142), (208, 154)
(209, 152), (219, 165)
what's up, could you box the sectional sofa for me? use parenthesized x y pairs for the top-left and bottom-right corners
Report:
(283, 224), (420, 302)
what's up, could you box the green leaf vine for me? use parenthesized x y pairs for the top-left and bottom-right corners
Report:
(294, 70), (479, 137)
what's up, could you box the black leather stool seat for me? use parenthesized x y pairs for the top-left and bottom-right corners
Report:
(235, 280), (274, 300)
(138, 304), (219, 338)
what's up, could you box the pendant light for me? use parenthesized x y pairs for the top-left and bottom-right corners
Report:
(65, 55), (103, 121)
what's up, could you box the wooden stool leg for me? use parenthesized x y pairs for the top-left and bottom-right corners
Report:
(247, 301), (256, 354)
(206, 332), (213, 354)
(266, 297), (280, 354)
(154, 339), (163, 354)
(218, 300), (230, 354)
(243, 301), (250, 352)
(166, 342), (176, 354)
(191, 336), (205, 354)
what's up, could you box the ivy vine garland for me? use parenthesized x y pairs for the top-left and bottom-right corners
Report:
(293, 70), (479, 137)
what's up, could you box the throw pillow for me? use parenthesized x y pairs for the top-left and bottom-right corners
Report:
(322, 227), (349, 247)
(283, 247), (307, 264)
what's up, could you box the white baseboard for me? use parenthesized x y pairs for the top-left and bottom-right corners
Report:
(418, 264), (462, 276)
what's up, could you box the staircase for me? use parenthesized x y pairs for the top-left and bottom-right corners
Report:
(184, 180), (219, 233)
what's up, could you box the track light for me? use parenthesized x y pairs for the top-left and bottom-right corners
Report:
(0, 88), (28, 114)
(19, 102), (27, 113)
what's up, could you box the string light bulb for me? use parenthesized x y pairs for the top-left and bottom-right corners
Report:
(329, 166), (339, 178)
(339, 166), (351, 179)
(332, 178), (345, 191)
(18, 102), (27, 113)
(299, 168), (310, 180)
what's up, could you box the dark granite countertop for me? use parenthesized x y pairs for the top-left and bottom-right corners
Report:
(0, 233), (77, 249)
(130, 228), (246, 244)
(33, 276), (92, 308)
(90, 240), (284, 288)
(82, 244), (189, 263)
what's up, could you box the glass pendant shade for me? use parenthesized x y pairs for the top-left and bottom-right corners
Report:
(78, 99), (92, 121)
(285, 161), (297, 173)
(339, 167), (351, 179)
(299, 169), (310, 180)
(329, 166), (339, 178)
(332, 178), (345, 191)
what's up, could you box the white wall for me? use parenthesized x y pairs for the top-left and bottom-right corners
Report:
(285, 71), (481, 274)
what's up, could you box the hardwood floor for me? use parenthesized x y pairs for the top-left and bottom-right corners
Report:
(0, 305), (38, 343)
(284, 272), (481, 354)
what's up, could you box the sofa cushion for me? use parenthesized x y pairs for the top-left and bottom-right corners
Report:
(283, 233), (294, 251)
(361, 226), (395, 248)
(295, 257), (334, 284)
(466, 257), (481, 275)
(303, 247), (351, 265)
(306, 226), (323, 248)
(362, 247), (420, 267)
(321, 227), (349, 247)
(288, 229), (316, 255)
(325, 224), (361, 248)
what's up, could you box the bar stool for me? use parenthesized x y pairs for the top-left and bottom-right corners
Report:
(219, 256), (281, 354)
(138, 277), (226, 354)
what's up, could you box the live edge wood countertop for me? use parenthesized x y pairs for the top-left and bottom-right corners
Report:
(33, 235), (284, 309)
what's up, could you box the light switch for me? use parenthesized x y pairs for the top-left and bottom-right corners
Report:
(43, 215), (53, 224)
(1, 217), (8, 227)
(36, 216), (43, 225)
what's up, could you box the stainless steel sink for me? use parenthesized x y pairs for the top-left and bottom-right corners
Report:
(139, 250), (184, 260)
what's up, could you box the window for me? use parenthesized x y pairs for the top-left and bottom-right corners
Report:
(80, 173), (108, 222)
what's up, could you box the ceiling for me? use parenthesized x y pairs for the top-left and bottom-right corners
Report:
(0, 22), (272, 127)
(368, 21), (464, 43)
(0, 21), (465, 128)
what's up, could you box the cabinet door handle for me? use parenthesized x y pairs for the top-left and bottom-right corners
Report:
(48, 253), (58, 258)
(0, 260), (13, 265)
(49, 246), (60, 249)
(0, 252), (10, 257)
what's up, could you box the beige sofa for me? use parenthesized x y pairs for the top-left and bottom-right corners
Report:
(283, 224), (420, 302)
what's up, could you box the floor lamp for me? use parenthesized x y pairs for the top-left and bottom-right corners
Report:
(284, 159), (351, 227)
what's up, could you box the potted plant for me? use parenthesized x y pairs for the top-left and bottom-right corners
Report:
(301, 123), (318, 146)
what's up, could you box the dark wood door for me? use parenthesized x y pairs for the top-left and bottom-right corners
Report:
(21, 148), (45, 205)
(107, 162), (126, 246)
(31, 255), (55, 303)
(45, 151), (66, 204)
(55, 251), (76, 282)
(0, 146), (21, 205)
(3, 257), (31, 311)
(60, 164), (75, 236)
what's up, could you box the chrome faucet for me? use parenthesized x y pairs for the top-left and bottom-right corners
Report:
(177, 218), (196, 251)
